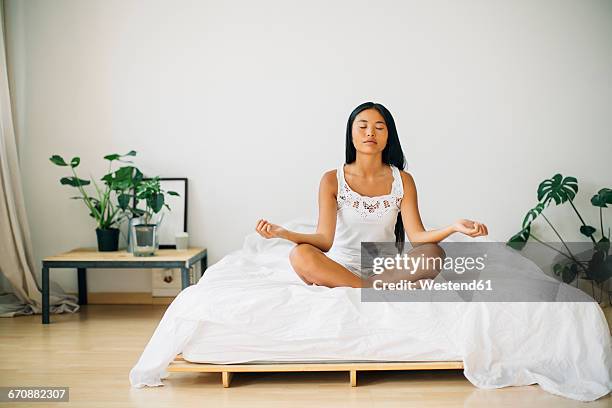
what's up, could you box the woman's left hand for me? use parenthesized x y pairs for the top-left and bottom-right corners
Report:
(453, 219), (488, 237)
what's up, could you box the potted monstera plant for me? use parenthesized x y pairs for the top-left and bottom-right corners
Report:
(508, 174), (612, 303)
(50, 151), (142, 251)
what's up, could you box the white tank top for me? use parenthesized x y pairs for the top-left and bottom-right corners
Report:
(326, 163), (404, 272)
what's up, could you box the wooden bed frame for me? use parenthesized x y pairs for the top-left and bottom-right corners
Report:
(167, 354), (464, 387)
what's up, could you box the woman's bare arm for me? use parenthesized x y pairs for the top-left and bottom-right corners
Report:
(255, 170), (338, 252)
(399, 171), (488, 245)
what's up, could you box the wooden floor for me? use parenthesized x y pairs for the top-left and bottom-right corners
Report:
(0, 304), (609, 408)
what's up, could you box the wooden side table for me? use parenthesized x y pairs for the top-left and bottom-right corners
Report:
(41, 247), (207, 324)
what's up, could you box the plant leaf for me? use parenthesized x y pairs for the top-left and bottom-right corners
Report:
(131, 208), (146, 217)
(50, 155), (68, 166)
(133, 168), (144, 184)
(522, 202), (546, 229)
(506, 225), (531, 250)
(562, 263), (578, 284)
(115, 150), (137, 164)
(167, 191), (180, 196)
(147, 193), (164, 213)
(118, 193), (131, 210)
(103, 150), (136, 162)
(104, 153), (121, 161)
(70, 157), (80, 168)
(101, 166), (141, 190)
(60, 176), (91, 187)
(591, 188), (612, 208)
(537, 174), (578, 205)
(580, 225), (597, 238)
(587, 249), (612, 283)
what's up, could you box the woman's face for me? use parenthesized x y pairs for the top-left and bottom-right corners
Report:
(352, 108), (388, 156)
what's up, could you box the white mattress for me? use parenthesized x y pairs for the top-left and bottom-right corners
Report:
(130, 218), (612, 402)
(181, 303), (463, 364)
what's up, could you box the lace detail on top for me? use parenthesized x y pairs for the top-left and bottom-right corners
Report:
(336, 164), (404, 219)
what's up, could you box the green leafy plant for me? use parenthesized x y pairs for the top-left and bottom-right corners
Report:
(133, 176), (180, 225)
(507, 174), (612, 301)
(50, 151), (143, 230)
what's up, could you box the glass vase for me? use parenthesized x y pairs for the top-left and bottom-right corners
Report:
(131, 224), (158, 257)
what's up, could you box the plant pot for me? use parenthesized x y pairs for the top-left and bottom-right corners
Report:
(131, 224), (158, 257)
(126, 217), (143, 253)
(96, 228), (120, 252)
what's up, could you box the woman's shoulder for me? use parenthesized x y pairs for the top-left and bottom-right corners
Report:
(320, 168), (339, 191)
(322, 167), (338, 180)
(396, 167), (413, 179)
(396, 168), (416, 193)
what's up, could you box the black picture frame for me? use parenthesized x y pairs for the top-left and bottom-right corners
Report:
(132, 177), (188, 249)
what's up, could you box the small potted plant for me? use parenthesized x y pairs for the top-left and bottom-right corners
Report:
(50, 151), (141, 251)
(130, 176), (179, 256)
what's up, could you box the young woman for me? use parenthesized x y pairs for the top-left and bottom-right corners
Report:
(255, 102), (488, 288)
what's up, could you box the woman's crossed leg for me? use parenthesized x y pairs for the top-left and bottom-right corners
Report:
(289, 243), (446, 289)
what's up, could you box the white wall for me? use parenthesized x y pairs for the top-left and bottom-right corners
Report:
(4, 0), (612, 293)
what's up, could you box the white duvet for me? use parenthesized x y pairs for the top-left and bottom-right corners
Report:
(129, 218), (612, 401)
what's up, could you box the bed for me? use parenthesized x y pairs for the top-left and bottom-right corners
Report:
(129, 218), (612, 402)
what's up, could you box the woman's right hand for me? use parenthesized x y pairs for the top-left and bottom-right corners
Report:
(452, 218), (488, 237)
(255, 219), (287, 239)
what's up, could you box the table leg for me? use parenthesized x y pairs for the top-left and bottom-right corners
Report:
(77, 268), (88, 305)
(200, 254), (207, 278)
(42, 266), (49, 324)
(181, 266), (190, 290)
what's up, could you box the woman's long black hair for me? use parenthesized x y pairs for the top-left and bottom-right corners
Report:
(345, 102), (407, 250)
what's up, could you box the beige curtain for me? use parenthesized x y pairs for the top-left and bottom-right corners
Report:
(0, 0), (78, 316)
